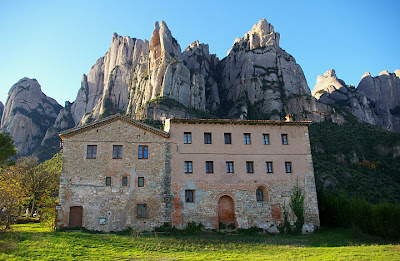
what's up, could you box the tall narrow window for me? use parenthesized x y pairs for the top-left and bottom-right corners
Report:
(244, 133), (251, 144)
(224, 133), (232, 144)
(184, 132), (192, 144)
(106, 177), (111, 186)
(137, 204), (147, 218)
(87, 145), (97, 159)
(256, 189), (264, 201)
(138, 145), (148, 159)
(113, 145), (123, 159)
(204, 133), (212, 144)
(226, 161), (234, 173)
(266, 162), (273, 173)
(184, 161), (193, 173)
(281, 134), (288, 145)
(246, 161), (254, 173)
(263, 134), (270, 145)
(206, 161), (214, 173)
(185, 190), (194, 203)
(122, 176), (128, 186)
(138, 177), (144, 187)
(285, 161), (292, 173)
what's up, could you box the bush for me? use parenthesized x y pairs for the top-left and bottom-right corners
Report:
(319, 191), (400, 240)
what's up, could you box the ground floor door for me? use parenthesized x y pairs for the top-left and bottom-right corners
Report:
(69, 206), (83, 227)
(218, 196), (235, 226)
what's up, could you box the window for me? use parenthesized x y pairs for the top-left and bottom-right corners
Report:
(226, 161), (234, 173)
(285, 162), (292, 173)
(137, 204), (147, 218)
(244, 133), (251, 144)
(138, 145), (148, 159)
(106, 177), (111, 186)
(224, 133), (232, 144)
(184, 161), (193, 173)
(256, 189), (264, 201)
(246, 161), (254, 173)
(263, 134), (270, 145)
(204, 133), (212, 144)
(185, 190), (194, 203)
(122, 176), (128, 186)
(138, 177), (144, 187)
(206, 161), (214, 173)
(281, 134), (288, 145)
(184, 132), (192, 144)
(113, 145), (123, 159)
(266, 162), (273, 173)
(87, 145), (97, 159)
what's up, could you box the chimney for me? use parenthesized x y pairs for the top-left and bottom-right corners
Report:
(285, 114), (294, 122)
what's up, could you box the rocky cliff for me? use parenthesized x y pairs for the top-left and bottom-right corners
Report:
(312, 69), (400, 131)
(2, 19), (399, 161)
(0, 101), (4, 126)
(219, 19), (310, 119)
(0, 78), (62, 156)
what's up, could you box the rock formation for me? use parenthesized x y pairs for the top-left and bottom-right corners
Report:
(219, 18), (310, 119)
(0, 101), (4, 126)
(0, 78), (62, 156)
(3, 19), (400, 160)
(312, 69), (400, 131)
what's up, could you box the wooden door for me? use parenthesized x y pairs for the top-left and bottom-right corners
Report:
(218, 196), (235, 226)
(69, 206), (83, 227)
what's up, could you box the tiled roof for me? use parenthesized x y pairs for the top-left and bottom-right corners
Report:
(167, 118), (312, 126)
(58, 114), (169, 139)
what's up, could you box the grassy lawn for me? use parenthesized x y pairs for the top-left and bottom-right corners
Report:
(0, 223), (399, 260)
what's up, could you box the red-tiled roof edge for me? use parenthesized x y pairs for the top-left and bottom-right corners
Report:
(167, 118), (312, 125)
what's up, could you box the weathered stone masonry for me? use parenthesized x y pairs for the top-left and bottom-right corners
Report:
(57, 114), (320, 232)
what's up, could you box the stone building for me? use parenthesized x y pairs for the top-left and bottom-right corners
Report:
(57, 114), (320, 232)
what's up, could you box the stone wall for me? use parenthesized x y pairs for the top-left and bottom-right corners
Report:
(167, 119), (320, 232)
(57, 117), (171, 231)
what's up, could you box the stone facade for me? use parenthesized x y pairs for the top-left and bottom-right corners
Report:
(57, 114), (320, 232)
(57, 115), (171, 231)
(165, 119), (319, 232)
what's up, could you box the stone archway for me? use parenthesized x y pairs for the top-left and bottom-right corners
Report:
(217, 195), (235, 227)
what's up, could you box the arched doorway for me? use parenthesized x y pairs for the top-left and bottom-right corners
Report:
(217, 195), (235, 227)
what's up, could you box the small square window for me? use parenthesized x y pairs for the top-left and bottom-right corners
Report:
(206, 161), (214, 173)
(263, 134), (270, 145)
(87, 145), (97, 159)
(185, 190), (195, 203)
(226, 161), (234, 173)
(266, 162), (273, 173)
(138, 177), (144, 187)
(184, 161), (193, 173)
(137, 204), (147, 218)
(138, 145), (148, 159)
(281, 134), (288, 145)
(122, 176), (128, 186)
(204, 133), (212, 144)
(106, 177), (111, 186)
(244, 133), (251, 145)
(113, 145), (123, 159)
(184, 132), (192, 144)
(246, 161), (254, 173)
(224, 133), (232, 144)
(285, 162), (292, 173)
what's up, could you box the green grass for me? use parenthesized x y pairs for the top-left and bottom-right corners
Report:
(1, 224), (399, 260)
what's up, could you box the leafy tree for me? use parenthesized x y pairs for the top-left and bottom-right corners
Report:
(0, 132), (17, 167)
(0, 166), (24, 229)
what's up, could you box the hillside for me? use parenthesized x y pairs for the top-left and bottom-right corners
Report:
(309, 118), (400, 203)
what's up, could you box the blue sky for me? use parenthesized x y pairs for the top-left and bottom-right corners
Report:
(0, 0), (399, 106)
